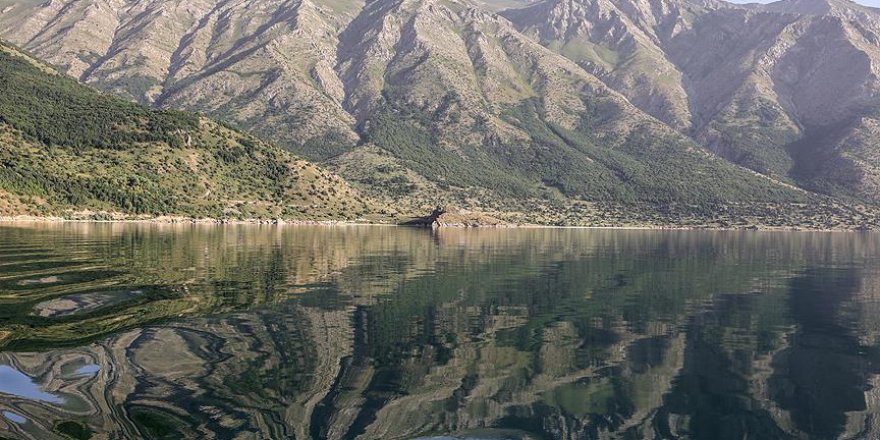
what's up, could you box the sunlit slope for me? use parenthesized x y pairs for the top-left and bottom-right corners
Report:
(0, 41), (371, 220)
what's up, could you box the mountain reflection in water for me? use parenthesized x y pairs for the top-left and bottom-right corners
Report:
(0, 223), (879, 440)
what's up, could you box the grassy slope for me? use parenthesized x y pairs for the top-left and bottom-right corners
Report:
(0, 42), (371, 220)
(352, 93), (806, 204)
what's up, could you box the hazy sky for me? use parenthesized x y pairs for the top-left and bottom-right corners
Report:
(726, 0), (880, 7)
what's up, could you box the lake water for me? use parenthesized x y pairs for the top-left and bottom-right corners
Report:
(1, 223), (879, 440)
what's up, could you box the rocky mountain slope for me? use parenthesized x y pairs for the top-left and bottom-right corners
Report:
(504, 0), (880, 200)
(0, 39), (371, 220)
(0, 0), (365, 158)
(0, 0), (836, 217)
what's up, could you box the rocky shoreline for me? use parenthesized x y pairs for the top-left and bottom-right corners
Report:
(0, 214), (380, 226)
(1, 206), (879, 232)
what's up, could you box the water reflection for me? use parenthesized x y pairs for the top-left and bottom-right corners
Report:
(33, 290), (145, 318)
(69, 365), (100, 378)
(3, 411), (26, 424)
(0, 365), (64, 404)
(0, 224), (879, 439)
(769, 269), (880, 439)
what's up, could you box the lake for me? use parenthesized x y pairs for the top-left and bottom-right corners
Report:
(1, 223), (879, 440)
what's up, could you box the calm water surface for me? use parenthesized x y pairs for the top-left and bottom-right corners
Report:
(1, 223), (879, 440)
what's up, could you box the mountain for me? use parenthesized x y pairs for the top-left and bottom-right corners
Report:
(0, 40), (371, 220)
(503, 0), (880, 200)
(333, 0), (807, 206)
(0, 0), (819, 217)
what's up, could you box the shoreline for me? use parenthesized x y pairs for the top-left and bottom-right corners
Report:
(0, 215), (389, 227)
(0, 215), (876, 233)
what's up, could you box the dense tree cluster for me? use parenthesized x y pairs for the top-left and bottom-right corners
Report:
(364, 95), (804, 205)
(0, 50), (198, 151)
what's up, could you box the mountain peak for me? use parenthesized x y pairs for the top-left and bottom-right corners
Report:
(762, 0), (877, 15)
(768, 0), (836, 14)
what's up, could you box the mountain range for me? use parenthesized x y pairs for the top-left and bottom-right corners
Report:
(1, 0), (880, 225)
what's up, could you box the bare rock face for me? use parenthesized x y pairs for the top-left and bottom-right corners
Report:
(504, 0), (880, 200)
(502, 0), (703, 131)
(0, 0), (363, 160)
(3, 0), (880, 203)
(428, 206), (507, 227)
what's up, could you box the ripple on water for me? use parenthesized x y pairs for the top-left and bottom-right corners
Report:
(74, 364), (100, 377)
(416, 437), (515, 440)
(33, 290), (145, 318)
(0, 365), (65, 404)
(0, 270), (124, 292)
(57, 360), (102, 381)
(17, 275), (63, 286)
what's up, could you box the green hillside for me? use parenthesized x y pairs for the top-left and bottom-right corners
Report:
(356, 94), (806, 204)
(0, 42), (371, 220)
